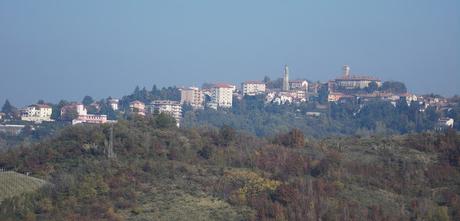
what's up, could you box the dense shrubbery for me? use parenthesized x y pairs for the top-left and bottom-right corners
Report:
(183, 96), (444, 137)
(0, 115), (460, 220)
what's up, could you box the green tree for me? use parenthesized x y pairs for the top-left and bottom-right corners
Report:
(155, 112), (177, 128)
(82, 96), (94, 106)
(51, 100), (69, 120)
(61, 109), (79, 121)
(318, 84), (329, 104)
(1, 99), (16, 114)
(365, 81), (379, 93)
(219, 125), (236, 146)
(381, 81), (407, 94)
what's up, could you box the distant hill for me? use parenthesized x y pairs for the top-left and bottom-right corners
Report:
(0, 116), (459, 220)
(0, 171), (46, 202)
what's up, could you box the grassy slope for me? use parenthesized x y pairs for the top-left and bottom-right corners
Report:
(0, 171), (46, 202)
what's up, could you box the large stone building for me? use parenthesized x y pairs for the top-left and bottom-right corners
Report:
(149, 100), (182, 127)
(180, 87), (204, 109)
(241, 81), (266, 96)
(210, 84), (234, 109)
(334, 65), (382, 90)
(21, 104), (53, 123)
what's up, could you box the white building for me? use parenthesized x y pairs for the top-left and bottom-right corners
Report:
(108, 98), (119, 111)
(211, 84), (234, 109)
(150, 100), (182, 127)
(61, 103), (109, 124)
(438, 118), (454, 128)
(21, 104), (53, 123)
(265, 91), (307, 105)
(289, 80), (309, 91)
(72, 114), (108, 125)
(242, 81), (266, 96)
(180, 87), (204, 109)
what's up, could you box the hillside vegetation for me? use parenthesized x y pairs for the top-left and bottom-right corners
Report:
(0, 115), (459, 221)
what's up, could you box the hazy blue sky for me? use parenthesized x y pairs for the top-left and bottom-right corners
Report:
(1, 0), (459, 106)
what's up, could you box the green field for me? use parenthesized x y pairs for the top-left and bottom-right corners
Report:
(0, 171), (46, 202)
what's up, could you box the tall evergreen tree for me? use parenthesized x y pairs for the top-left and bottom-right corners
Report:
(1, 99), (16, 114)
(82, 96), (94, 106)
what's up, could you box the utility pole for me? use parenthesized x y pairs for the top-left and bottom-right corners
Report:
(107, 124), (116, 159)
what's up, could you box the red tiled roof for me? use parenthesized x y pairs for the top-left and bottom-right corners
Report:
(130, 100), (144, 104)
(213, 83), (234, 88)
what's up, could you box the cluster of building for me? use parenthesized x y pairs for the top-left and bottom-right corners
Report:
(127, 100), (182, 126)
(20, 104), (53, 123)
(60, 103), (109, 125)
(175, 64), (455, 128)
(0, 64), (456, 131)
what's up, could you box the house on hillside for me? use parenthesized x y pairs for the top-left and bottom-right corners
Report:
(20, 104), (53, 123)
(242, 81), (266, 96)
(129, 100), (146, 116)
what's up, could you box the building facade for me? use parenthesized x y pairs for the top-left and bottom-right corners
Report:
(150, 100), (182, 127)
(242, 81), (266, 96)
(180, 87), (204, 109)
(129, 100), (146, 116)
(108, 98), (119, 111)
(289, 80), (309, 91)
(334, 65), (382, 90)
(335, 76), (382, 90)
(211, 84), (234, 108)
(61, 103), (87, 118)
(21, 104), (53, 123)
(72, 114), (108, 125)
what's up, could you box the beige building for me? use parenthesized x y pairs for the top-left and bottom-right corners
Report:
(242, 81), (266, 96)
(129, 100), (146, 116)
(150, 100), (182, 127)
(328, 92), (346, 102)
(180, 87), (204, 109)
(21, 104), (53, 123)
(211, 84), (234, 108)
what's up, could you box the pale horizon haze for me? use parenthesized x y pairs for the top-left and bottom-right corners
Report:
(1, 0), (459, 106)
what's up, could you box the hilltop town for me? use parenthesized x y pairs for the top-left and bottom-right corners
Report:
(0, 65), (457, 136)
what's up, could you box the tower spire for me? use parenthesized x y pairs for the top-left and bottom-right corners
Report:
(283, 64), (290, 91)
(343, 65), (350, 78)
